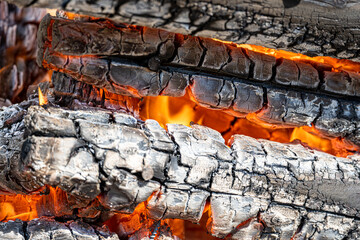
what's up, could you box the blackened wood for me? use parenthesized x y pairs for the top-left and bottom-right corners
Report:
(1, 104), (360, 238)
(0, 1), (47, 103)
(51, 72), (141, 114)
(6, 0), (360, 60)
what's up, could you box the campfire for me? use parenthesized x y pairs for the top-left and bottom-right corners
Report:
(1, 0), (360, 239)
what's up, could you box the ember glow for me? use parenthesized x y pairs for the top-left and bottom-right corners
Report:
(141, 93), (357, 157)
(104, 200), (185, 239)
(0, 187), (73, 222)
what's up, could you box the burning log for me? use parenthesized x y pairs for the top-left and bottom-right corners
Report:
(0, 217), (119, 239)
(0, 1), (47, 104)
(37, 14), (360, 147)
(6, 0), (360, 60)
(1, 103), (360, 238)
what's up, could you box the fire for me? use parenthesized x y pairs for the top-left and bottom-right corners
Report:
(141, 94), (357, 157)
(0, 187), (74, 222)
(140, 92), (202, 128)
(38, 87), (48, 105)
(104, 194), (185, 239)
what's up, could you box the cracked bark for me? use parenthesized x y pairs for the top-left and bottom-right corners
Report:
(1, 103), (360, 238)
(0, 1), (47, 104)
(5, 0), (360, 60)
(37, 14), (360, 146)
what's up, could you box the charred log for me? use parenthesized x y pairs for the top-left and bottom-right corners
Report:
(6, 0), (360, 60)
(50, 72), (141, 114)
(0, 1), (47, 104)
(1, 104), (360, 238)
(0, 217), (119, 239)
(37, 15), (360, 146)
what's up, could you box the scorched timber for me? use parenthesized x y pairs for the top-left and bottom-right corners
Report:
(50, 72), (142, 114)
(0, 1), (47, 104)
(37, 15), (360, 146)
(0, 218), (119, 240)
(1, 104), (360, 238)
(6, 0), (360, 60)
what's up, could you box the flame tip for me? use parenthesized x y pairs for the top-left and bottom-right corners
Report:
(38, 87), (48, 106)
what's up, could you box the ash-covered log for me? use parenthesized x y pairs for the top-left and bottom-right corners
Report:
(6, 0), (360, 60)
(0, 217), (119, 239)
(37, 14), (360, 146)
(0, 1), (47, 104)
(1, 103), (360, 238)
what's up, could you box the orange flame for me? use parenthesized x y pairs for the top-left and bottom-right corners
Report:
(141, 93), (357, 157)
(38, 87), (48, 106)
(0, 187), (75, 222)
(104, 193), (185, 239)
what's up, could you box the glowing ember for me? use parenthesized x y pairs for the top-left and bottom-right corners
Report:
(38, 87), (48, 106)
(0, 187), (73, 222)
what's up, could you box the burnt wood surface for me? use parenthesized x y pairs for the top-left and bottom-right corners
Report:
(0, 1), (47, 104)
(0, 218), (119, 239)
(49, 72), (142, 114)
(38, 15), (360, 147)
(1, 104), (360, 238)
(6, 0), (360, 60)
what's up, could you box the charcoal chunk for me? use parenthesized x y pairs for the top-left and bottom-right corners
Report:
(297, 61), (320, 88)
(120, 27), (161, 57)
(323, 71), (354, 95)
(81, 57), (108, 81)
(246, 50), (276, 81)
(275, 59), (298, 85)
(109, 62), (161, 96)
(52, 20), (88, 55)
(161, 71), (189, 97)
(222, 46), (251, 78)
(190, 75), (223, 107)
(348, 71), (360, 97)
(315, 98), (355, 138)
(260, 89), (321, 126)
(172, 36), (203, 67)
(232, 82), (263, 116)
(200, 38), (228, 70)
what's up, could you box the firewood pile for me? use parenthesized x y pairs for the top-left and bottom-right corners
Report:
(1, 0), (360, 239)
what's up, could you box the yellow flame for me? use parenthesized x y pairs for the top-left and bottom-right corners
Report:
(140, 94), (201, 128)
(38, 87), (48, 106)
(46, 9), (57, 16)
